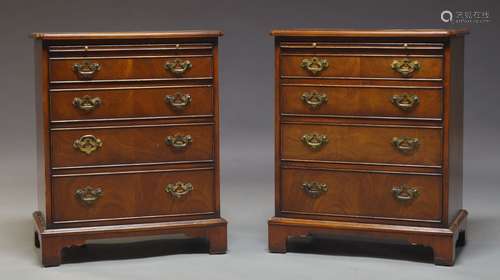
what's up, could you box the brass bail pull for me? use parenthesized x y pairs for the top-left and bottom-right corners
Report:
(165, 93), (192, 110)
(392, 137), (419, 154)
(165, 59), (192, 76)
(301, 133), (329, 150)
(73, 61), (101, 80)
(165, 134), (192, 149)
(301, 90), (328, 109)
(391, 59), (421, 77)
(300, 57), (329, 75)
(75, 186), (103, 206)
(73, 135), (103, 155)
(165, 182), (193, 198)
(301, 182), (328, 198)
(392, 185), (419, 201)
(73, 95), (102, 112)
(392, 94), (419, 111)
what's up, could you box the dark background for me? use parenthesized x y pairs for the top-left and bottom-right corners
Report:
(0, 0), (498, 278)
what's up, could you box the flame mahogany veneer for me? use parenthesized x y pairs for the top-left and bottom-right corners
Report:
(268, 29), (468, 265)
(33, 31), (226, 266)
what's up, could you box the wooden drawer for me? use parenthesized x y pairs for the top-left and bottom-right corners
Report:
(51, 123), (214, 168)
(280, 55), (442, 79)
(52, 168), (215, 223)
(50, 86), (213, 122)
(282, 123), (442, 167)
(49, 56), (213, 82)
(281, 85), (442, 119)
(280, 167), (442, 222)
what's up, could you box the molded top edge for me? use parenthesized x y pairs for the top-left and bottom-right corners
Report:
(270, 29), (469, 38)
(32, 30), (224, 40)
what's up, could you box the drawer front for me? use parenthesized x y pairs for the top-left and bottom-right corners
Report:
(52, 168), (215, 222)
(282, 123), (442, 166)
(50, 86), (214, 121)
(281, 86), (442, 119)
(51, 124), (213, 168)
(280, 168), (442, 222)
(49, 56), (213, 82)
(281, 55), (442, 79)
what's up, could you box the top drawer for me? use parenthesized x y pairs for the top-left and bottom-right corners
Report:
(48, 43), (214, 83)
(280, 42), (443, 80)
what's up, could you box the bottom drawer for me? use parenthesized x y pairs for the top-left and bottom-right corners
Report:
(52, 168), (215, 223)
(280, 167), (442, 222)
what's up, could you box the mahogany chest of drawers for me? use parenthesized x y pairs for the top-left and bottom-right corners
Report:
(32, 31), (227, 266)
(268, 29), (468, 265)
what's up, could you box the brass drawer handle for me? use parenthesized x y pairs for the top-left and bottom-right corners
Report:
(165, 93), (192, 110)
(301, 181), (328, 198)
(165, 134), (192, 149)
(75, 186), (103, 206)
(301, 90), (328, 109)
(165, 181), (193, 198)
(165, 58), (192, 76)
(391, 94), (419, 111)
(392, 136), (419, 154)
(72, 61), (101, 80)
(301, 133), (328, 150)
(391, 59), (421, 77)
(73, 135), (103, 155)
(392, 185), (419, 201)
(301, 57), (328, 75)
(73, 95), (102, 112)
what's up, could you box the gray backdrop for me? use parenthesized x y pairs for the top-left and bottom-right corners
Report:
(1, 0), (499, 279)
